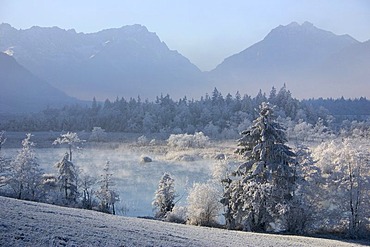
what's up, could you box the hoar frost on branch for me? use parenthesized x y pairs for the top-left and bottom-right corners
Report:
(311, 138), (370, 238)
(53, 132), (83, 162)
(186, 182), (222, 226)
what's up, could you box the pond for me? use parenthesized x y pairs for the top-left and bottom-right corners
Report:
(2, 143), (235, 217)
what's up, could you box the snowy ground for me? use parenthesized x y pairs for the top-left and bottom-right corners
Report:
(1, 196), (367, 247)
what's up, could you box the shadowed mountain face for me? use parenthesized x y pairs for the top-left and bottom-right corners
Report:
(0, 52), (78, 113)
(209, 22), (368, 99)
(0, 23), (207, 101)
(0, 22), (368, 101)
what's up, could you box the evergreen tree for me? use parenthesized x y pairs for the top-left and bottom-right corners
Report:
(152, 173), (177, 219)
(222, 102), (296, 232)
(55, 153), (78, 202)
(8, 133), (43, 200)
(96, 161), (120, 214)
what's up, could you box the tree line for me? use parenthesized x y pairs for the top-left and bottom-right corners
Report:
(1, 85), (368, 138)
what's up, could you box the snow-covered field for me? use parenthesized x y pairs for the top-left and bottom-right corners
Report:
(1, 196), (367, 247)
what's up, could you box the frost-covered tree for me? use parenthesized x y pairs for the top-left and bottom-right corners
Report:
(96, 161), (120, 215)
(0, 131), (8, 186)
(288, 144), (320, 233)
(0, 130), (6, 151)
(89, 127), (106, 142)
(221, 102), (296, 232)
(55, 153), (78, 202)
(187, 182), (222, 226)
(8, 134), (43, 200)
(53, 132), (83, 162)
(312, 138), (370, 238)
(79, 173), (96, 210)
(152, 173), (177, 219)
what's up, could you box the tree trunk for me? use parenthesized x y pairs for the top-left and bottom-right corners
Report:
(69, 145), (72, 162)
(18, 183), (23, 199)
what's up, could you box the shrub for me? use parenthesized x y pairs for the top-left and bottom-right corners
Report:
(167, 132), (209, 149)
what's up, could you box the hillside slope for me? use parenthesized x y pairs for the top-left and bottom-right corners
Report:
(0, 52), (78, 113)
(0, 196), (365, 247)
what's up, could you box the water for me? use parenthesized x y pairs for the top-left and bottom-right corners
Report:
(2, 144), (225, 217)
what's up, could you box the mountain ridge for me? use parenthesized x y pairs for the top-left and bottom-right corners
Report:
(209, 21), (368, 99)
(0, 52), (79, 113)
(1, 22), (369, 102)
(0, 23), (207, 101)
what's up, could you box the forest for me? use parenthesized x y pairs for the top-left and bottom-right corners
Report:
(0, 86), (369, 240)
(0, 85), (369, 137)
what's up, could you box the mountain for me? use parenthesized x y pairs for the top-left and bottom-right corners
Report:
(0, 52), (78, 113)
(0, 23), (207, 101)
(1, 22), (368, 100)
(208, 22), (367, 98)
(0, 196), (363, 247)
(316, 39), (370, 97)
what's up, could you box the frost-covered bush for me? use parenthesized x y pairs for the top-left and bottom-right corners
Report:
(166, 205), (187, 224)
(89, 127), (106, 142)
(167, 132), (209, 149)
(310, 138), (370, 238)
(137, 135), (148, 146)
(186, 182), (222, 226)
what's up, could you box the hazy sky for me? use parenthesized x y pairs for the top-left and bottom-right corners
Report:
(1, 0), (370, 71)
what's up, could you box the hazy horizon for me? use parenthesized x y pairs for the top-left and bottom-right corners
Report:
(1, 0), (369, 71)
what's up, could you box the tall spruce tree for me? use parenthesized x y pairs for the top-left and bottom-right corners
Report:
(222, 102), (296, 232)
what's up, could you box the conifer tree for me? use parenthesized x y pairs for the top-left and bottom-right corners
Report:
(152, 173), (177, 219)
(222, 102), (296, 232)
(8, 133), (43, 200)
(55, 152), (78, 202)
(96, 161), (120, 214)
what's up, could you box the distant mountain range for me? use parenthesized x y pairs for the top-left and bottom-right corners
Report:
(0, 52), (78, 114)
(0, 23), (207, 101)
(0, 21), (369, 113)
(208, 21), (369, 99)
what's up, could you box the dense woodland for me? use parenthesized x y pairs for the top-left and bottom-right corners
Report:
(0, 86), (369, 137)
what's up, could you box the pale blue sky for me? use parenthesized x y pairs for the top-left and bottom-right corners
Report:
(1, 0), (370, 71)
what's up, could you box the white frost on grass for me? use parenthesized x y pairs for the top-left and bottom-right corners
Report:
(0, 196), (365, 247)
